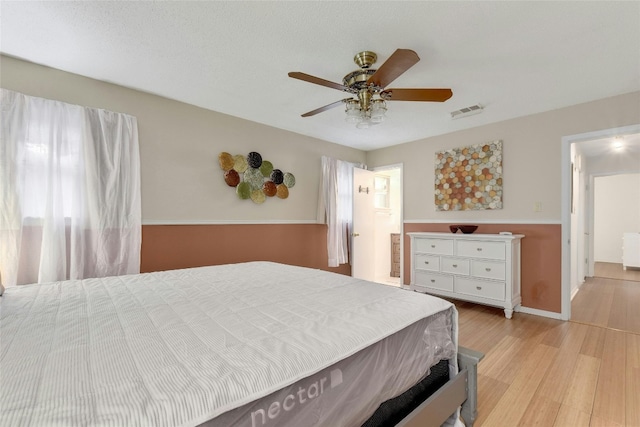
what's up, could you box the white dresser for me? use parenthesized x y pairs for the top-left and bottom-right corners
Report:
(623, 232), (640, 270)
(408, 232), (524, 319)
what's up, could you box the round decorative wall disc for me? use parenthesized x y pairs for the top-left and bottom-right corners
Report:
(218, 152), (234, 171)
(233, 154), (248, 173)
(247, 152), (262, 168)
(236, 181), (251, 199)
(224, 169), (240, 187)
(263, 181), (277, 197)
(276, 184), (289, 199)
(283, 172), (295, 188)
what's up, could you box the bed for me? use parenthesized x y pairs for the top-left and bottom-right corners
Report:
(0, 261), (482, 426)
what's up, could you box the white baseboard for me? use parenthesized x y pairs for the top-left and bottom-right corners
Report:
(516, 305), (563, 320)
(571, 285), (581, 300)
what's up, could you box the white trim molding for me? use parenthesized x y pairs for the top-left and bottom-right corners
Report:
(142, 219), (319, 225)
(404, 219), (561, 225)
(516, 305), (563, 320)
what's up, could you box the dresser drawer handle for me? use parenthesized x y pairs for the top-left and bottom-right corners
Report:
(485, 268), (492, 272)
(424, 261), (430, 264)
(452, 264), (458, 268)
(431, 279), (436, 283)
(476, 286), (482, 290)
(431, 244), (436, 248)
(476, 248), (483, 251)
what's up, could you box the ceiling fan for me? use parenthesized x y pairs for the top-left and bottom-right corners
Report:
(288, 49), (452, 128)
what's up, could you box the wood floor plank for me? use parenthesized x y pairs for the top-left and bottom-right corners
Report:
(622, 281), (640, 334)
(474, 374), (510, 427)
(595, 262), (640, 282)
(592, 329), (626, 425)
(626, 367), (640, 427)
(537, 322), (588, 403)
(572, 286), (613, 325)
(572, 275), (640, 335)
(540, 320), (571, 348)
(480, 343), (558, 426)
(518, 395), (560, 426)
(589, 414), (624, 427)
(479, 317), (553, 384)
(580, 325), (606, 359)
(553, 404), (591, 427)
(477, 335), (522, 383)
(561, 354), (601, 414)
(626, 334), (640, 426)
(608, 283), (631, 331)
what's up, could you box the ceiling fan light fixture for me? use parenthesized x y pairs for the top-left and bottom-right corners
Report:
(370, 99), (387, 123)
(289, 49), (452, 126)
(345, 99), (362, 123)
(356, 119), (371, 129)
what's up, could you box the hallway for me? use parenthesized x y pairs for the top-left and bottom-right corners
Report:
(571, 267), (640, 335)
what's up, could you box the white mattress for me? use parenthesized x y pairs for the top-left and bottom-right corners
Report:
(0, 261), (457, 426)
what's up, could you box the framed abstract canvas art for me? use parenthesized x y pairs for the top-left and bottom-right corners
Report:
(435, 140), (503, 211)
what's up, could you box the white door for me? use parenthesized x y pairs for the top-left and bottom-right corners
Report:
(352, 167), (375, 281)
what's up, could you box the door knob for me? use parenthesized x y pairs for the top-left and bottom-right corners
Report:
(352, 233), (360, 237)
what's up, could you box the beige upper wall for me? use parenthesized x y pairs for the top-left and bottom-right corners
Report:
(0, 55), (365, 222)
(3, 55), (639, 224)
(366, 91), (640, 221)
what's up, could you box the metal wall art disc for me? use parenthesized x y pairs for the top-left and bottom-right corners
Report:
(236, 181), (251, 199)
(218, 152), (234, 171)
(276, 184), (289, 199)
(243, 167), (264, 190)
(233, 155), (248, 173)
(263, 181), (277, 197)
(250, 189), (266, 204)
(283, 172), (296, 188)
(270, 169), (284, 185)
(218, 151), (294, 204)
(247, 152), (263, 168)
(224, 169), (240, 187)
(259, 160), (274, 177)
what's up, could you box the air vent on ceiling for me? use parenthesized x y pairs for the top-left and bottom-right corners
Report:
(450, 104), (484, 119)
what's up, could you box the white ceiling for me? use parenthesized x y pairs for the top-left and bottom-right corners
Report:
(577, 132), (640, 159)
(1, 1), (639, 151)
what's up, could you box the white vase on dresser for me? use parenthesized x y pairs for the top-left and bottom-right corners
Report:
(623, 232), (640, 270)
(408, 232), (524, 319)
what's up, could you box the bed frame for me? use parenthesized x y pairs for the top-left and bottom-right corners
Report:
(397, 346), (484, 427)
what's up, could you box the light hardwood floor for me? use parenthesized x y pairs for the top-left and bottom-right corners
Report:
(594, 262), (640, 282)
(571, 275), (640, 335)
(454, 300), (640, 427)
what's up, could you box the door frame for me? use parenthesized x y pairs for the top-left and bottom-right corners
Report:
(372, 163), (405, 287)
(561, 123), (640, 320)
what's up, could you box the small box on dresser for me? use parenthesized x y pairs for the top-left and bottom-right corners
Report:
(408, 232), (524, 319)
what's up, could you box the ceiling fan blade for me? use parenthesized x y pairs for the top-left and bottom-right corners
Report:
(382, 88), (453, 102)
(301, 98), (351, 117)
(367, 49), (420, 88)
(288, 72), (350, 92)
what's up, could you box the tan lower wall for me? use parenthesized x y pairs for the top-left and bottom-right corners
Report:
(403, 223), (562, 313)
(142, 222), (560, 313)
(141, 223), (351, 276)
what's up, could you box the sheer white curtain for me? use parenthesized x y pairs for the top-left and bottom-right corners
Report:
(0, 89), (141, 287)
(318, 156), (363, 267)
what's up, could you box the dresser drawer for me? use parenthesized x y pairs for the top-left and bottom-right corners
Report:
(456, 240), (505, 260)
(415, 254), (440, 272)
(414, 238), (454, 255)
(455, 277), (505, 301)
(415, 271), (454, 292)
(441, 257), (470, 275)
(471, 260), (506, 280)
